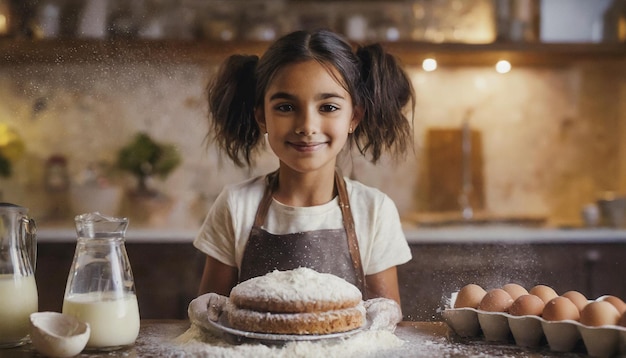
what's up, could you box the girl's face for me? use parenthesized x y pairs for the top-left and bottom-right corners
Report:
(256, 60), (361, 175)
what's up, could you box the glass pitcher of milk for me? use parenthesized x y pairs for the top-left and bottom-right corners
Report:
(63, 212), (140, 350)
(0, 203), (38, 348)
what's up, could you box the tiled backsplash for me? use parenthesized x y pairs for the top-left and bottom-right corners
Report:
(1, 57), (625, 228)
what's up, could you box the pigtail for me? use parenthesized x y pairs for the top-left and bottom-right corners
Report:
(355, 44), (415, 163)
(207, 54), (261, 167)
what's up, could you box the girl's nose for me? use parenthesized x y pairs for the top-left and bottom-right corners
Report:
(294, 108), (318, 135)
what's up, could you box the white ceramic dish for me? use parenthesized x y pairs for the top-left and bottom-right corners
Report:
(29, 311), (90, 358)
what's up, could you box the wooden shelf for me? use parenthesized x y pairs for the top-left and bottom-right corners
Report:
(0, 39), (269, 65)
(383, 41), (626, 67)
(1, 39), (625, 67)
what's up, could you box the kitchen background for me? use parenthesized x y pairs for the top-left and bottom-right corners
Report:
(2, 0), (626, 321)
(1, 0), (625, 231)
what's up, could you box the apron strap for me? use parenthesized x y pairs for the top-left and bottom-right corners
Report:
(253, 171), (278, 227)
(335, 171), (367, 297)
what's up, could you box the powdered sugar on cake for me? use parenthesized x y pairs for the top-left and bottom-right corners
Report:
(230, 267), (362, 311)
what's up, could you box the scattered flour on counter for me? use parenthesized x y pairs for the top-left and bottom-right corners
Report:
(169, 324), (404, 358)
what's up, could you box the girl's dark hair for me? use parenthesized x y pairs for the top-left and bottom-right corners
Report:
(207, 29), (414, 167)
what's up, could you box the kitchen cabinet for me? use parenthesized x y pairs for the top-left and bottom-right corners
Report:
(398, 242), (626, 321)
(1, 39), (625, 67)
(37, 239), (626, 322)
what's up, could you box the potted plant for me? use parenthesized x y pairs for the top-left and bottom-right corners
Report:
(116, 132), (181, 196)
(115, 132), (181, 225)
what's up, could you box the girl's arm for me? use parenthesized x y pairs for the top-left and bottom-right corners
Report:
(198, 255), (238, 297)
(365, 266), (402, 305)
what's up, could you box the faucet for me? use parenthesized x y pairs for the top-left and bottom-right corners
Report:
(459, 109), (474, 220)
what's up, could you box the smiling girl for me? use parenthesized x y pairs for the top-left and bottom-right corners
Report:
(194, 29), (415, 309)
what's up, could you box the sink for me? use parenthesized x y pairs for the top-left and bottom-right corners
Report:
(403, 211), (547, 228)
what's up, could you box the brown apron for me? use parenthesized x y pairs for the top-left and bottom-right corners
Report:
(239, 170), (367, 297)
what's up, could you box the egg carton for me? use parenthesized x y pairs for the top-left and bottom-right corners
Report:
(442, 292), (626, 357)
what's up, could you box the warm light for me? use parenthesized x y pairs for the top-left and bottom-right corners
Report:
(0, 15), (7, 34)
(422, 58), (437, 72)
(495, 60), (511, 74)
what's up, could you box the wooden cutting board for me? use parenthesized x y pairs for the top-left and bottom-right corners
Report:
(426, 128), (485, 212)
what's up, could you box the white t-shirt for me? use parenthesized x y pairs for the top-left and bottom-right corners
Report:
(193, 175), (412, 276)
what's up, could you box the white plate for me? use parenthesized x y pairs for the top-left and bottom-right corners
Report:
(207, 311), (366, 345)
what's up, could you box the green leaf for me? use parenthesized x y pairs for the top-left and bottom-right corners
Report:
(116, 132), (181, 180)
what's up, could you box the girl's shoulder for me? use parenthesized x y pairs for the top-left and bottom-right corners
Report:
(217, 174), (266, 204)
(343, 177), (391, 204)
(225, 175), (265, 192)
(343, 177), (400, 223)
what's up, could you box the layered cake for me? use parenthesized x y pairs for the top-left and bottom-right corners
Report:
(227, 267), (366, 335)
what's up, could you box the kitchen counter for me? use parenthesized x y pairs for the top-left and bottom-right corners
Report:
(36, 225), (626, 244)
(404, 225), (626, 244)
(36, 227), (198, 243)
(1, 320), (592, 357)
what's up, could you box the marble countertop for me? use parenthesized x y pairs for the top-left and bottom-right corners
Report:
(35, 225), (626, 244)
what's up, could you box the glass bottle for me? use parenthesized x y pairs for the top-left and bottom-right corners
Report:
(62, 212), (139, 350)
(0, 203), (37, 348)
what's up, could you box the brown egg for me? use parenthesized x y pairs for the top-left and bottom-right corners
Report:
(477, 288), (514, 312)
(529, 284), (558, 303)
(619, 312), (626, 327)
(502, 283), (529, 301)
(542, 297), (580, 321)
(454, 284), (487, 309)
(509, 294), (545, 316)
(580, 301), (620, 326)
(599, 295), (626, 315)
(562, 291), (588, 312)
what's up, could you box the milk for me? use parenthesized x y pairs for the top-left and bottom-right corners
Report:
(62, 292), (140, 349)
(0, 274), (38, 346)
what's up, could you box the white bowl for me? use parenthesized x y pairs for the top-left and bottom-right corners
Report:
(30, 312), (90, 358)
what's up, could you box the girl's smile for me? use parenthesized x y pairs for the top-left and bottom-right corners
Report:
(287, 141), (328, 152)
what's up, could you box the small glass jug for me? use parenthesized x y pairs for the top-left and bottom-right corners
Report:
(62, 212), (139, 350)
(0, 203), (38, 348)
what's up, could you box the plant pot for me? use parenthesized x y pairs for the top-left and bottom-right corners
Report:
(121, 190), (174, 227)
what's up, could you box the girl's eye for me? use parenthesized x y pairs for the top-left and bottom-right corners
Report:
(320, 104), (339, 112)
(275, 104), (294, 112)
